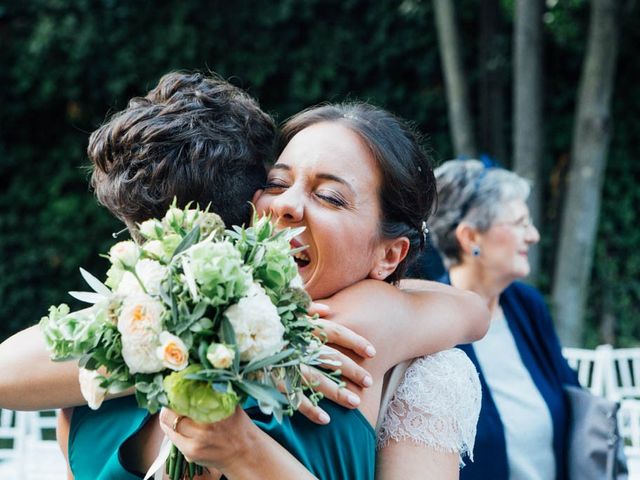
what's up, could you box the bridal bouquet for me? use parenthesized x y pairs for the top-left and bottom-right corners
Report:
(40, 203), (328, 480)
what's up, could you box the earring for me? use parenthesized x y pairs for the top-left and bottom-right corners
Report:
(378, 271), (382, 277)
(471, 246), (481, 257)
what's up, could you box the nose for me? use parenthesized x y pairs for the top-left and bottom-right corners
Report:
(525, 223), (540, 244)
(269, 186), (304, 225)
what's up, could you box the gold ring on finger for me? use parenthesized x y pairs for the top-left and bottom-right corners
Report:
(172, 415), (185, 433)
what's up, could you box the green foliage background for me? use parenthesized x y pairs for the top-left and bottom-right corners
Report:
(0, 0), (638, 346)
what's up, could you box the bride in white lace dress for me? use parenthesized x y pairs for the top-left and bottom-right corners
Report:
(377, 349), (481, 477)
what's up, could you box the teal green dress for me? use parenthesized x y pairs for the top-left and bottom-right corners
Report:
(69, 397), (150, 480)
(69, 396), (375, 480)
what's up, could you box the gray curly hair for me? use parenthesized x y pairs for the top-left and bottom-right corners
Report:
(429, 159), (531, 267)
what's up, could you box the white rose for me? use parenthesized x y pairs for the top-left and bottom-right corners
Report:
(116, 271), (143, 295)
(134, 259), (168, 295)
(224, 283), (285, 361)
(109, 240), (140, 269)
(116, 259), (167, 296)
(138, 219), (163, 240)
(78, 368), (107, 410)
(156, 331), (189, 371)
(117, 294), (164, 373)
(142, 240), (166, 261)
(206, 343), (235, 369)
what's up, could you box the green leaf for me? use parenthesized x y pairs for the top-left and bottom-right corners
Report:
(171, 226), (201, 259)
(198, 341), (212, 369)
(235, 380), (287, 406)
(184, 371), (234, 382)
(243, 348), (296, 373)
(191, 301), (207, 322)
(220, 317), (236, 346)
(221, 317), (240, 374)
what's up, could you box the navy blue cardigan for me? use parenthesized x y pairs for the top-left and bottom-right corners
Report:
(442, 276), (579, 480)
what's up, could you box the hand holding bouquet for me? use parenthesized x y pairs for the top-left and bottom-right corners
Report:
(40, 203), (329, 480)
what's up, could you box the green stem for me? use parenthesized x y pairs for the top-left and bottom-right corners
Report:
(130, 268), (149, 294)
(174, 450), (184, 480)
(168, 445), (176, 479)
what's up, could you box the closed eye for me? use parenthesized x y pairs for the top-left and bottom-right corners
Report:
(263, 181), (288, 192)
(316, 192), (347, 208)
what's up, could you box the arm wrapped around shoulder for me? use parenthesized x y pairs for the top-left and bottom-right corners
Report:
(377, 349), (481, 466)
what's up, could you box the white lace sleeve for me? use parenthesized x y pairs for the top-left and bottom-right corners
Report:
(377, 349), (481, 465)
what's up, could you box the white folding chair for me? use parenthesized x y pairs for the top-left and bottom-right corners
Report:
(618, 399), (640, 479)
(563, 344), (611, 396)
(607, 348), (640, 402)
(22, 410), (68, 480)
(0, 409), (28, 478)
(0, 410), (67, 480)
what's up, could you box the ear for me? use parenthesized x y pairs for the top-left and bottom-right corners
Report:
(369, 236), (410, 280)
(455, 222), (482, 257)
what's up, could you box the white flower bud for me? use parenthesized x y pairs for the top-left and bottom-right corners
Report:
(206, 343), (235, 369)
(78, 368), (107, 410)
(164, 207), (185, 228)
(138, 219), (163, 240)
(184, 209), (199, 229)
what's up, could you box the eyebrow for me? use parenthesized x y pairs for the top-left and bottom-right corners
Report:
(270, 164), (356, 194)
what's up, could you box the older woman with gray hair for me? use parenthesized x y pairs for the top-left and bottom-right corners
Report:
(430, 159), (579, 480)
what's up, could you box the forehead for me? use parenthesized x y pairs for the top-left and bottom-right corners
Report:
(497, 198), (529, 219)
(276, 122), (380, 186)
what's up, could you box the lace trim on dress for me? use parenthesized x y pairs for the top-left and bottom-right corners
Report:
(377, 349), (481, 466)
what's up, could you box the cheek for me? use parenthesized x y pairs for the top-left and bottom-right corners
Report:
(253, 194), (271, 216)
(492, 231), (518, 250)
(484, 232), (518, 265)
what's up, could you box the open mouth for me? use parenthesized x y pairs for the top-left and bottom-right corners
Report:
(292, 250), (311, 268)
(290, 238), (311, 269)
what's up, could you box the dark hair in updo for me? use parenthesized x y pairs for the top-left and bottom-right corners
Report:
(279, 103), (436, 284)
(88, 72), (276, 231)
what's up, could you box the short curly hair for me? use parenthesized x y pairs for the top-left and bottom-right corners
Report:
(88, 72), (276, 231)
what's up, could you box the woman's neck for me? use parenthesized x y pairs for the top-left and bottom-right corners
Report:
(448, 265), (510, 315)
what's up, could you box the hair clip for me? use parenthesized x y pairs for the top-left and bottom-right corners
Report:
(420, 221), (429, 246)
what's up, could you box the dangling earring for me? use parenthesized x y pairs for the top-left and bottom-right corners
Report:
(471, 246), (481, 257)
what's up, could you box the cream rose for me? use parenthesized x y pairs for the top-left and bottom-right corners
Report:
(117, 294), (164, 373)
(78, 368), (107, 410)
(157, 331), (189, 371)
(206, 343), (235, 369)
